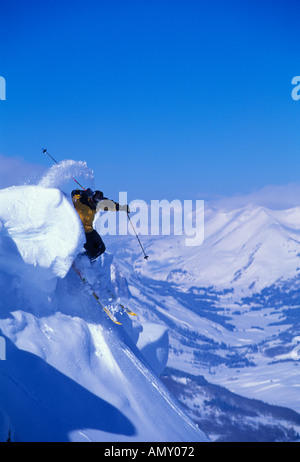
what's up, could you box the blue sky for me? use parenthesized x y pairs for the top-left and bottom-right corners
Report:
(1, 0), (300, 203)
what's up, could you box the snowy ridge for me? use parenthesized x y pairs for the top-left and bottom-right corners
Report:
(0, 185), (208, 442)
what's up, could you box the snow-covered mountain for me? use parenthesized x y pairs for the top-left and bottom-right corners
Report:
(0, 184), (208, 442)
(104, 201), (300, 441)
(1, 164), (300, 442)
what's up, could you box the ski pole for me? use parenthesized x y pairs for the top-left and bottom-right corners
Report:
(127, 212), (149, 260)
(42, 148), (86, 191)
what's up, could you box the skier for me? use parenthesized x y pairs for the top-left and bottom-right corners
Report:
(71, 188), (129, 261)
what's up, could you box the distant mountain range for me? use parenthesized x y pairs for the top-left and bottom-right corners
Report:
(105, 202), (300, 441)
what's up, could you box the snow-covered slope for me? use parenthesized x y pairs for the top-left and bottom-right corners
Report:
(0, 185), (208, 442)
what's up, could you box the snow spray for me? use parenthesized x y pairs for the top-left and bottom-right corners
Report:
(38, 158), (94, 190)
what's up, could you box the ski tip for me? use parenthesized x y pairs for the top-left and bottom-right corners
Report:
(110, 317), (122, 325)
(119, 304), (138, 316)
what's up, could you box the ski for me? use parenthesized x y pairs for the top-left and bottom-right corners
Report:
(119, 304), (138, 316)
(72, 262), (122, 325)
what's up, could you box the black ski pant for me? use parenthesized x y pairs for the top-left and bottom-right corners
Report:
(84, 229), (106, 259)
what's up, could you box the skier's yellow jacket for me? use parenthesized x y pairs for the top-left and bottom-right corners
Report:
(72, 190), (118, 234)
